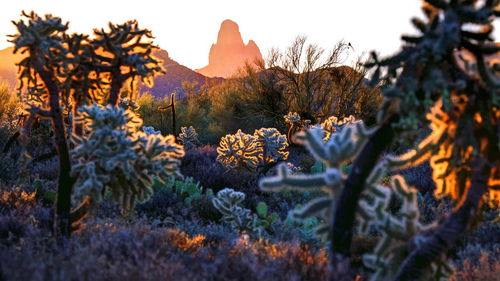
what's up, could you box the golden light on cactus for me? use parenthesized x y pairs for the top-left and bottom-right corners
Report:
(217, 128), (288, 171)
(424, 98), (499, 205)
(489, 166), (500, 203)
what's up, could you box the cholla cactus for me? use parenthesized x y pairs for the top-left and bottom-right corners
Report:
(71, 103), (184, 210)
(119, 98), (140, 112)
(386, 99), (500, 204)
(359, 165), (453, 281)
(217, 128), (288, 171)
(260, 121), (371, 237)
(217, 129), (259, 170)
(321, 115), (356, 141)
(253, 128), (289, 164)
(212, 188), (252, 230)
(142, 126), (161, 135)
(260, 120), (453, 279)
(284, 112), (302, 126)
(286, 162), (302, 175)
(284, 112), (312, 145)
(178, 126), (200, 149)
(92, 21), (164, 105)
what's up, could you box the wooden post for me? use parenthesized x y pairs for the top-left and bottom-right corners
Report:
(158, 93), (176, 139)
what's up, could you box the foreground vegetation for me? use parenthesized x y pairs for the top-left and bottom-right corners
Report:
(1, 1), (499, 280)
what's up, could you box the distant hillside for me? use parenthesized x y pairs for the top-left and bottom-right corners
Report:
(0, 47), (221, 98)
(149, 49), (222, 98)
(0, 47), (22, 89)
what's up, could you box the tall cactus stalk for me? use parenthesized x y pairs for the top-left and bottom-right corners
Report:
(31, 52), (75, 236)
(159, 93), (177, 138)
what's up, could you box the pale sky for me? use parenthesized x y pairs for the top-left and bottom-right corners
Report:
(0, 1), (498, 69)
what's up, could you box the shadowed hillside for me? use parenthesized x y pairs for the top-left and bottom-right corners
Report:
(0, 47), (221, 99)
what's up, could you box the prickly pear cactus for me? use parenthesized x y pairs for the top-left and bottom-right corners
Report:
(178, 126), (200, 149)
(71, 103), (184, 210)
(212, 188), (252, 230)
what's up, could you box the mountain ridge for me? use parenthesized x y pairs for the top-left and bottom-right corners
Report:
(0, 47), (220, 99)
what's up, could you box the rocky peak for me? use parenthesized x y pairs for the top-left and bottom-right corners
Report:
(196, 20), (263, 78)
(216, 20), (244, 46)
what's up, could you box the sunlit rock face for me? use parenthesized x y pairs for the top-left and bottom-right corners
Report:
(196, 20), (263, 78)
(0, 47), (20, 89)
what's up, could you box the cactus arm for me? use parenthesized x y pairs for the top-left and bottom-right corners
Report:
(392, 157), (491, 281)
(293, 196), (332, 220)
(330, 114), (398, 264)
(259, 163), (342, 192)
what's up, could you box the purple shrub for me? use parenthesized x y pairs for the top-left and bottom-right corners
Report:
(0, 218), (329, 281)
(0, 216), (26, 245)
(180, 145), (257, 193)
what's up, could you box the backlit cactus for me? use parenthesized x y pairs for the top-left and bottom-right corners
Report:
(386, 98), (500, 205)
(71, 104), (184, 210)
(254, 128), (289, 164)
(142, 126), (161, 136)
(284, 112), (311, 145)
(217, 128), (288, 171)
(10, 11), (165, 235)
(359, 166), (453, 281)
(260, 120), (371, 237)
(212, 188), (252, 230)
(216, 129), (260, 171)
(284, 112), (302, 127)
(260, 118), (454, 279)
(321, 115), (356, 141)
(178, 126), (200, 149)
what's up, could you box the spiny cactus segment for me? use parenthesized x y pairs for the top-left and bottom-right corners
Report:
(212, 188), (252, 230)
(178, 126), (200, 149)
(217, 128), (288, 171)
(260, 120), (372, 237)
(71, 104), (184, 210)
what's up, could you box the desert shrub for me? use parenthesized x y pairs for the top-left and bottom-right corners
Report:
(0, 82), (22, 133)
(0, 215), (329, 281)
(177, 81), (214, 143)
(451, 251), (500, 281)
(0, 187), (37, 213)
(180, 145), (257, 193)
(135, 189), (180, 220)
(137, 92), (173, 135)
(0, 216), (26, 246)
